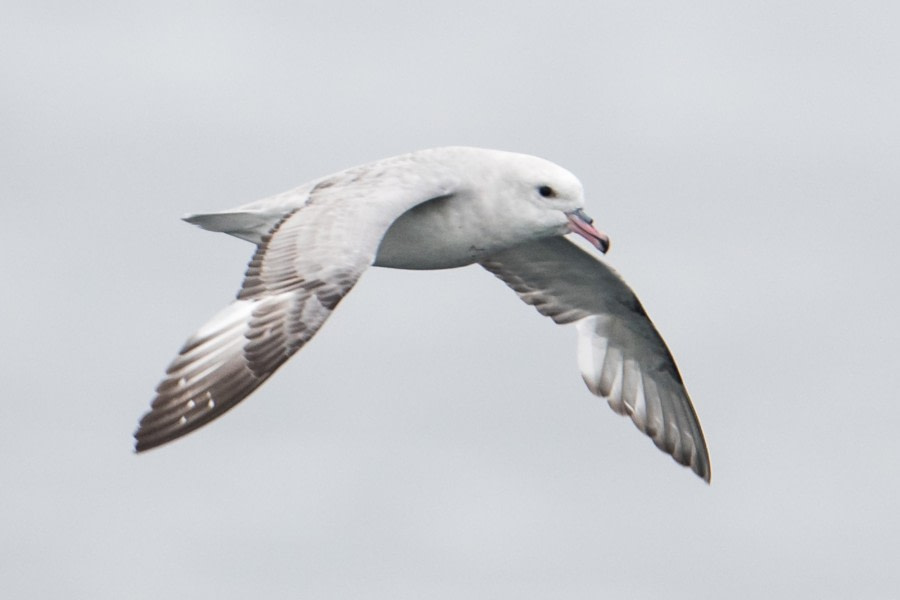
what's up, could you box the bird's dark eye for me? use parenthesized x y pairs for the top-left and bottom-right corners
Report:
(538, 185), (555, 198)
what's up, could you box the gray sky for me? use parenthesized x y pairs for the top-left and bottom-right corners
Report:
(2, 1), (898, 598)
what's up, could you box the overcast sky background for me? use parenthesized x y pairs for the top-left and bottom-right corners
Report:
(2, 2), (898, 598)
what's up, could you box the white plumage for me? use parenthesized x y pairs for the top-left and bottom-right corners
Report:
(135, 147), (710, 482)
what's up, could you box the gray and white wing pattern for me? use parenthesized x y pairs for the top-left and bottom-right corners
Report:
(481, 237), (711, 481)
(135, 166), (454, 451)
(135, 207), (365, 451)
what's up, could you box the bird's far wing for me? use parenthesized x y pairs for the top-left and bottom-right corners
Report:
(135, 168), (454, 451)
(480, 236), (711, 482)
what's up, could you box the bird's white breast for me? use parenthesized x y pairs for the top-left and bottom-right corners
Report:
(374, 192), (563, 270)
(373, 194), (492, 269)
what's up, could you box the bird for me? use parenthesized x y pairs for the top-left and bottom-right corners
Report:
(134, 146), (711, 482)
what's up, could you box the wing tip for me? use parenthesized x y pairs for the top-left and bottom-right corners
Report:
(694, 459), (712, 484)
(674, 429), (712, 484)
(132, 427), (167, 454)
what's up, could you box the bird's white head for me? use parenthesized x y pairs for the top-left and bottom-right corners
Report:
(476, 149), (610, 253)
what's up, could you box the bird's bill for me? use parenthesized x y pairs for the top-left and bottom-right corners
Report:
(567, 209), (610, 253)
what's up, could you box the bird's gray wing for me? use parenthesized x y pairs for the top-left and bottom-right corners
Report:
(135, 169), (455, 451)
(480, 236), (711, 482)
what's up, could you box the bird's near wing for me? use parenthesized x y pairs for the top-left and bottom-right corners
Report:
(480, 237), (711, 482)
(135, 168), (455, 451)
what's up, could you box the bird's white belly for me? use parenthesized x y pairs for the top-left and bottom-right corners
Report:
(374, 195), (512, 270)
